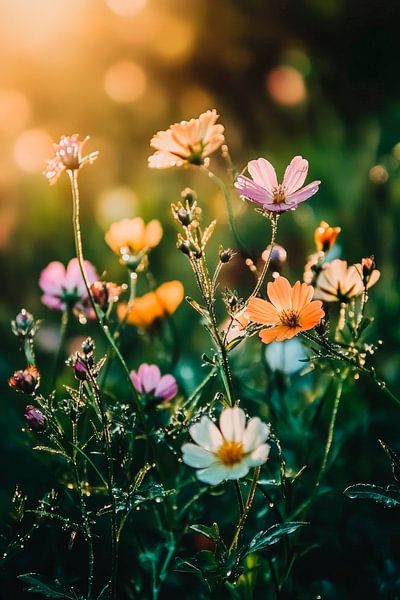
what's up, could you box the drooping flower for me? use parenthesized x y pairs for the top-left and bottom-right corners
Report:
(119, 281), (184, 327)
(247, 277), (324, 344)
(9, 366), (40, 394)
(39, 258), (98, 312)
(313, 259), (380, 303)
(182, 407), (270, 485)
(24, 405), (46, 432)
(314, 221), (341, 252)
(148, 109), (225, 169)
(130, 363), (178, 402)
(44, 134), (99, 185)
(105, 218), (163, 260)
(235, 156), (320, 213)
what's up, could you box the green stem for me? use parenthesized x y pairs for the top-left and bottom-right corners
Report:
(250, 215), (279, 299)
(229, 467), (261, 553)
(52, 310), (69, 389)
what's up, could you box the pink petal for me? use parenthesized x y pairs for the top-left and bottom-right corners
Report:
(282, 156), (309, 194)
(235, 176), (272, 205)
(154, 374), (178, 401)
(286, 180), (320, 206)
(247, 158), (278, 192)
(41, 293), (64, 311)
(130, 370), (143, 393)
(140, 364), (161, 394)
(39, 261), (66, 295)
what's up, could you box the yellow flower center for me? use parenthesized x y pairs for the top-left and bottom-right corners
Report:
(217, 441), (244, 466)
(280, 309), (300, 328)
(272, 184), (287, 204)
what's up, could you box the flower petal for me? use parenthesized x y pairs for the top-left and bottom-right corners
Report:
(291, 281), (314, 313)
(282, 156), (309, 194)
(286, 180), (320, 207)
(219, 407), (246, 442)
(182, 443), (217, 468)
(245, 444), (271, 467)
(267, 277), (293, 311)
(247, 158), (278, 193)
(39, 261), (66, 295)
(243, 417), (270, 452)
(154, 374), (178, 401)
(189, 416), (223, 452)
(246, 298), (280, 325)
(224, 462), (250, 480)
(235, 175), (272, 205)
(196, 463), (228, 485)
(140, 364), (161, 394)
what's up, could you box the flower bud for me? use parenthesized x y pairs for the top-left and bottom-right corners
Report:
(361, 256), (375, 281)
(314, 221), (341, 253)
(72, 354), (89, 381)
(177, 208), (192, 226)
(90, 281), (109, 311)
(177, 240), (191, 256)
(82, 337), (95, 355)
(9, 366), (40, 394)
(219, 247), (235, 263)
(24, 405), (46, 432)
(12, 309), (35, 338)
(181, 187), (197, 207)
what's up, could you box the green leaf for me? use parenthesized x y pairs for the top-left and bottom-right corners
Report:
(344, 483), (400, 507)
(186, 297), (209, 320)
(33, 446), (69, 460)
(190, 523), (220, 543)
(243, 522), (308, 557)
(97, 582), (111, 600)
(379, 439), (400, 482)
(18, 573), (83, 599)
(174, 557), (202, 576)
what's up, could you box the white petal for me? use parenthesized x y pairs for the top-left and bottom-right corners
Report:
(189, 416), (223, 452)
(244, 444), (270, 467)
(196, 463), (228, 485)
(225, 462), (250, 480)
(243, 418), (270, 452)
(181, 443), (217, 468)
(219, 407), (246, 442)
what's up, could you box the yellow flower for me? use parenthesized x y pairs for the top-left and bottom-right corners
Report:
(105, 218), (163, 256)
(148, 109), (225, 169)
(119, 281), (184, 327)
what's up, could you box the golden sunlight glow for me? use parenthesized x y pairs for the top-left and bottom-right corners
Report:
(0, 90), (30, 135)
(14, 129), (53, 173)
(105, 0), (147, 17)
(104, 60), (147, 103)
(369, 164), (388, 184)
(266, 65), (307, 106)
(96, 187), (138, 228)
(152, 15), (195, 61)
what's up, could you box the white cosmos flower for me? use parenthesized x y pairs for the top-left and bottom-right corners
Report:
(182, 407), (270, 485)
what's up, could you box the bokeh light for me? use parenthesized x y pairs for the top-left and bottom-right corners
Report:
(105, 0), (147, 17)
(96, 186), (139, 228)
(0, 90), (30, 136)
(104, 60), (147, 103)
(369, 164), (389, 184)
(13, 128), (53, 173)
(266, 65), (307, 106)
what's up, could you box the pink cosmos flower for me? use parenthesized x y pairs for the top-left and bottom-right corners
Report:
(235, 156), (320, 213)
(44, 134), (99, 185)
(39, 258), (98, 312)
(130, 363), (178, 402)
(148, 110), (225, 169)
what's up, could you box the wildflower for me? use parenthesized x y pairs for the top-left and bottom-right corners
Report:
(9, 366), (40, 394)
(148, 109), (225, 169)
(104, 218), (163, 261)
(314, 221), (341, 252)
(90, 281), (126, 312)
(72, 354), (90, 382)
(247, 277), (324, 343)
(182, 406), (270, 485)
(44, 134), (99, 185)
(24, 405), (46, 432)
(313, 259), (380, 303)
(39, 258), (98, 313)
(130, 363), (178, 402)
(119, 281), (184, 327)
(235, 156), (320, 213)
(11, 309), (35, 338)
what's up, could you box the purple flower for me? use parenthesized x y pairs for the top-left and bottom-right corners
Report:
(72, 354), (89, 381)
(24, 405), (46, 432)
(130, 363), (178, 402)
(235, 156), (320, 213)
(39, 258), (98, 313)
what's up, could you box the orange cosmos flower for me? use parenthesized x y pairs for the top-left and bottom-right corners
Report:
(314, 221), (341, 252)
(148, 109), (225, 169)
(105, 218), (163, 257)
(247, 277), (324, 344)
(119, 281), (184, 327)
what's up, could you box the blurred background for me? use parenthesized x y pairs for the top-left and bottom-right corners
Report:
(1, 0), (400, 597)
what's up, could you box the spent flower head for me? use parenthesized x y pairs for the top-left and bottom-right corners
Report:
(182, 406), (270, 485)
(148, 110), (225, 169)
(9, 366), (40, 394)
(235, 156), (320, 213)
(44, 134), (99, 185)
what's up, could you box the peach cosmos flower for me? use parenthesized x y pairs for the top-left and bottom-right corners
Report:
(235, 156), (320, 213)
(119, 280), (184, 327)
(314, 221), (341, 252)
(105, 217), (163, 257)
(313, 259), (380, 303)
(148, 109), (225, 169)
(247, 277), (324, 344)
(44, 134), (99, 185)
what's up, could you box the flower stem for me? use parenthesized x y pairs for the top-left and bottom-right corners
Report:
(229, 467), (261, 553)
(51, 310), (69, 390)
(250, 214), (279, 299)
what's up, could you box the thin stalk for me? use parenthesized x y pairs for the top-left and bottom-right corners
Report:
(234, 481), (244, 517)
(52, 310), (69, 389)
(250, 215), (279, 299)
(229, 467), (261, 553)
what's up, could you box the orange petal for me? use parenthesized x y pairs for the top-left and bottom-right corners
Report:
(259, 324), (292, 344)
(267, 277), (292, 311)
(291, 280), (313, 312)
(155, 281), (184, 315)
(247, 298), (279, 325)
(144, 220), (163, 248)
(298, 300), (324, 330)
